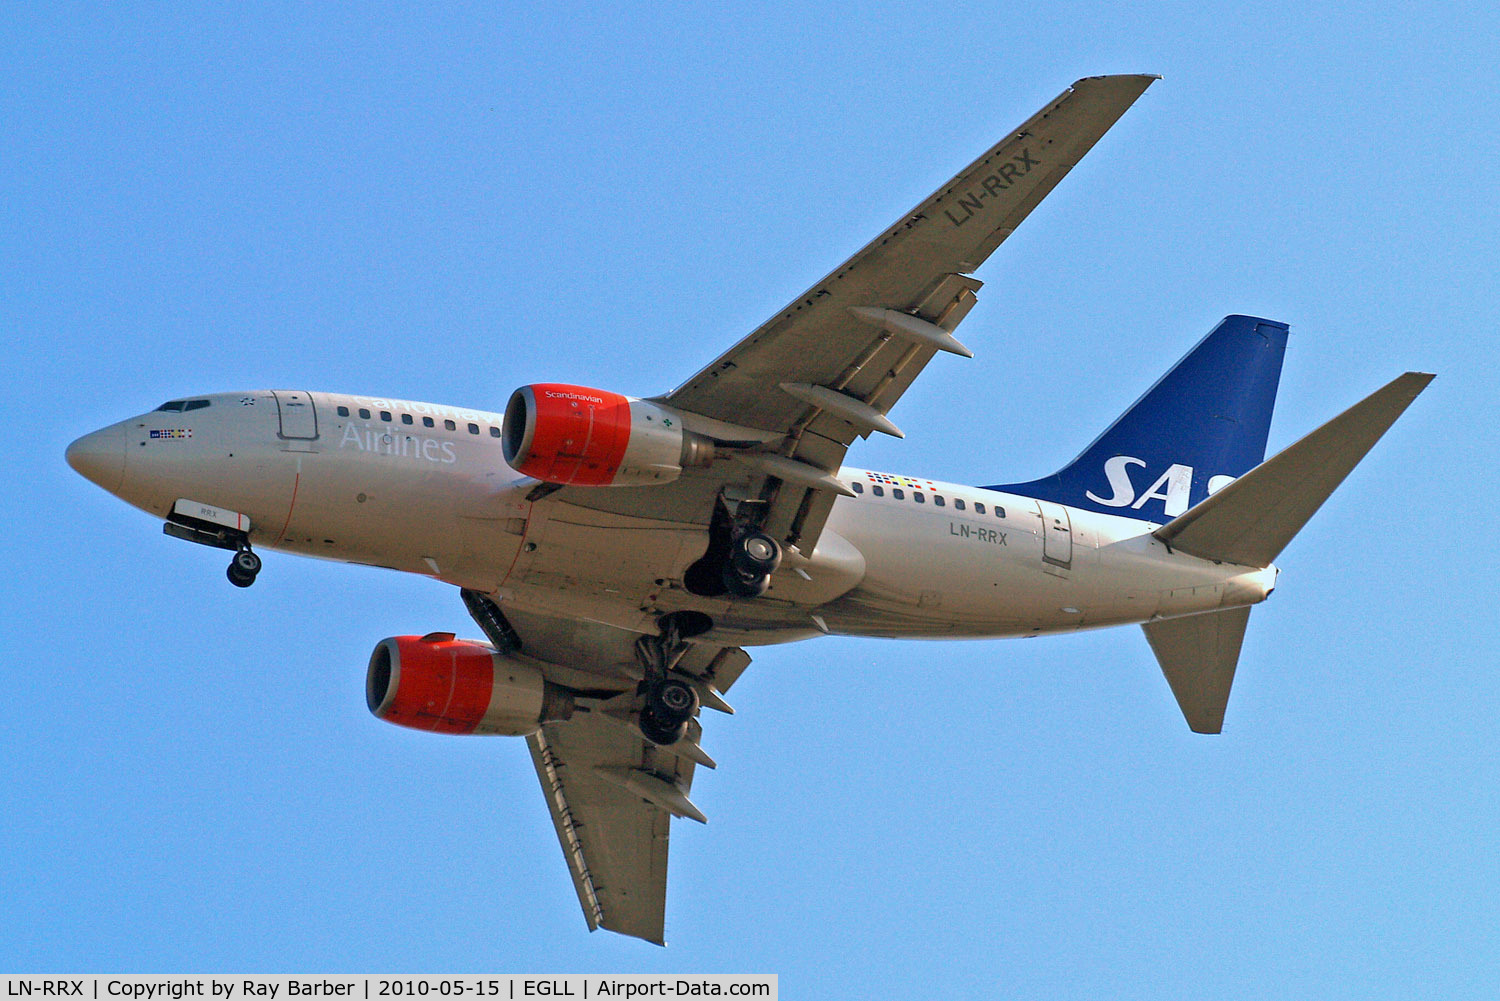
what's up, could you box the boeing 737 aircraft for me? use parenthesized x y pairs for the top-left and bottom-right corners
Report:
(67, 75), (1431, 945)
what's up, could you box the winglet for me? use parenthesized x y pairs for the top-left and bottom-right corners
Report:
(1155, 372), (1433, 567)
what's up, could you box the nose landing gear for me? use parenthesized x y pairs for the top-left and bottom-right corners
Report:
(226, 547), (262, 588)
(161, 499), (264, 588)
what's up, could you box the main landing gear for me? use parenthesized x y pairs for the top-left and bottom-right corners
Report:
(685, 500), (784, 599)
(226, 546), (262, 588)
(634, 612), (708, 745)
(722, 530), (782, 597)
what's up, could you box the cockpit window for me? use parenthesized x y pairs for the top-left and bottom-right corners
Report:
(155, 399), (211, 412)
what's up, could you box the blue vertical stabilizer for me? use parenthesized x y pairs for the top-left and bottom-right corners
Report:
(986, 315), (1289, 521)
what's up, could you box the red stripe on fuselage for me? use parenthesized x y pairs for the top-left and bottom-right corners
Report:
(273, 471), (300, 545)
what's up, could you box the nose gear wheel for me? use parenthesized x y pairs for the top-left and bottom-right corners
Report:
(226, 547), (261, 588)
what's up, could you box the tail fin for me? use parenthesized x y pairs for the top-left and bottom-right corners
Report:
(1154, 371), (1434, 567)
(987, 315), (1289, 521)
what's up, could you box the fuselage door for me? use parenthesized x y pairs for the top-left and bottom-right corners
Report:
(273, 391), (319, 440)
(1036, 499), (1073, 568)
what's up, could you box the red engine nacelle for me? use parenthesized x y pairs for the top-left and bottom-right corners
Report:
(501, 383), (710, 486)
(366, 633), (573, 736)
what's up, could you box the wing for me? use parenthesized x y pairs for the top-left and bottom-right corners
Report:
(646, 74), (1154, 552)
(664, 75), (1157, 427)
(504, 603), (750, 945)
(528, 713), (695, 945)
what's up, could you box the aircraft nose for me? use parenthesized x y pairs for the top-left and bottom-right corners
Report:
(66, 424), (126, 493)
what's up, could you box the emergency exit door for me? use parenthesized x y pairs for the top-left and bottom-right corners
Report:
(1036, 499), (1073, 568)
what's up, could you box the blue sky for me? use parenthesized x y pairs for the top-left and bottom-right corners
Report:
(5, 2), (1498, 996)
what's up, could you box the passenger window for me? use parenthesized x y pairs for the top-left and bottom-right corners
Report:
(954, 498), (965, 511)
(401, 413), (413, 425)
(913, 491), (925, 504)
(423, 417), (435, 428)
(468, 423), (479, 434)
(974, 502), (986, 515)
(893, 488), (905, 500)
(851, 482), (864, 494)
(358, 408), (371, 419)
(337, 406), (350, 417)
(380, 411), (392, 422)
(872, 485), (884, 497)
(444, 420), (456, 431)
(489, 426), (501, 438)
(995, 506), (1006, 518)
(933, 495), (945, 507)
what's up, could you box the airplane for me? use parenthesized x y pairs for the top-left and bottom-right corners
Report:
(65, 74), (1431, 945)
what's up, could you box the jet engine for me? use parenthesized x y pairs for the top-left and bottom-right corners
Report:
(366, 633), (574, 735)
(501, 383), (713, 486)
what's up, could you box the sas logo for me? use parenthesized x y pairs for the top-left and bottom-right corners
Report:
(1085, 456), (1235, 518)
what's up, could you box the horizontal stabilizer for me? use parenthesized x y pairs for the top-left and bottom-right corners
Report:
(1143, 606), (1252, 733)
(1154, 372), (1433, 567)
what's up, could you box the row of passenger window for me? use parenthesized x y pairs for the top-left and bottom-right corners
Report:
(335, 404), (501, 437)
(850, 480), (1005, 518)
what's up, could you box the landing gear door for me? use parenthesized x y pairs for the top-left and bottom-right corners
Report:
(1036, 499), (1073, 569)
(273, 391), (318, 440)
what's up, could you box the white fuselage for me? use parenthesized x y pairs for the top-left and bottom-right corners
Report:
(73, 390), (1276, 669)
